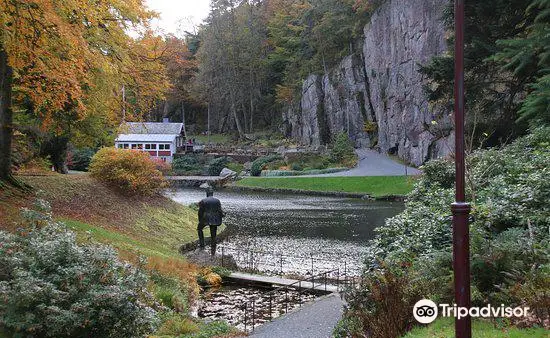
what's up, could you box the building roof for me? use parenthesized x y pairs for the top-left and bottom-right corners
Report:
(119, 122), (184, 135)
(115, 134), (177, 143)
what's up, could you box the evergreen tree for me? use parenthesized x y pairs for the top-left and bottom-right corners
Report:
(494, 0), (550, 125)
(420, 0), (534, 148)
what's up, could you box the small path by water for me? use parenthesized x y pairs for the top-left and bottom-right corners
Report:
(248, 293), (344, 338)
(299, 149), (421, 177)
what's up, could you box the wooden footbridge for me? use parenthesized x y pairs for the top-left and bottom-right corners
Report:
(166, 175), (232, 188)
(227, 271), (340, 293)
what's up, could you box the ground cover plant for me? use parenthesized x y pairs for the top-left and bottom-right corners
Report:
(337, 128), (550, 336)
(0, 201), (159, 337)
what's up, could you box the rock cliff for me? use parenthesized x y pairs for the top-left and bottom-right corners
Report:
(282, 0), (454, 166)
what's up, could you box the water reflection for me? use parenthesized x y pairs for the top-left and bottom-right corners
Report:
(168, 188), (404, 275)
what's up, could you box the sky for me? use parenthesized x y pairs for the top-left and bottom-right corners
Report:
(145, 0), (211, 36)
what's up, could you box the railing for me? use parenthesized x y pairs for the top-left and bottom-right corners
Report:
(240, 268), (352, 332)
(218, 244), (361, 278)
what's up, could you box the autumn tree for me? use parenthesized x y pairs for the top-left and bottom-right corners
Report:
(149, 35), (201, 127)
(196, 0), (271, 137)
(0, 0), (168, 177)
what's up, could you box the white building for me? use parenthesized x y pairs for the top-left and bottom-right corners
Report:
(115, 119), (185, 163)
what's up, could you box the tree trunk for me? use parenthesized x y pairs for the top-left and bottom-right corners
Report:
(0, 47), (13, 181)
(249, 70), (254, 133)
(229, 87), (244, 138)
(241, 101), (249, 133)
(44, 135), (70, 174)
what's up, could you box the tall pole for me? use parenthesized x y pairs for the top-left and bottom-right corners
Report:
(452, 1), (471, 337)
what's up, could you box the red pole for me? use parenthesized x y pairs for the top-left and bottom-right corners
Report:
(453, 0), (471, 337)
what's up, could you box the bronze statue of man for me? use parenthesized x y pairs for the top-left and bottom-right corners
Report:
(197, 188), (224, 255)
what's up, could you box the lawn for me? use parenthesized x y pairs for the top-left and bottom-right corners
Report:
(236, 176), (416, 197)
(403, 318), (549, 338)
(0, 174), (205, 260)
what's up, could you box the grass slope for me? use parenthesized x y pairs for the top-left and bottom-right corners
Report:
(0, 174), (203, 260)
(0, 175), (236, 338)
(403, 318), (548, 338)
(236, 176), (415, 197)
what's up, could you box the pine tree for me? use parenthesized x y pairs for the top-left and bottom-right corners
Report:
(495, 0), (550, 125)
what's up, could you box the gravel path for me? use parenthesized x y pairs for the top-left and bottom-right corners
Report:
(248, 293), (344, 338)
(299, 149), (421, 177)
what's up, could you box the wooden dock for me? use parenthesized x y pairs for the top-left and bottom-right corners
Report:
(227, 271), (339, 293)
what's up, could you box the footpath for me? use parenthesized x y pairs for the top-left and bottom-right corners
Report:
(249, 293), (344, 338)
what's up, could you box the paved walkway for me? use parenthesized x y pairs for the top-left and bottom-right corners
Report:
(249, 293), (344, 338)
(300, 149), (421, 177)
(228, 272), (339, 293)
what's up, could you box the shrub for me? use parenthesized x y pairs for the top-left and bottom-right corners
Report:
(342, 265), (422, 338)
(152, 281), (189, 313)
(370, 128), (550, 264)
(68, 147), (95, 171)
(88, 147), (167, 196)
(0, 201), (159, 337)
(155, 314), (199, 336)
(172, 155), (203, 175)
(207, 157), (229, 176)
(196, 268), (222, 287)
(330, 132), (358, 167)
(250, 154), (282, 176)
(418, 158), (455, 189)
(351, 128), (550, 332)
(226, 161), (244, 174)
(290, 163), (303, 171)
(151, 157), (171, 175)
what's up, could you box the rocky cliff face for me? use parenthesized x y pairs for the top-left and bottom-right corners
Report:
(282, 0), (454, 166)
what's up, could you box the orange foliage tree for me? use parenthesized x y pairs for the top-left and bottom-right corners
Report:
(0, 0), (170, 179)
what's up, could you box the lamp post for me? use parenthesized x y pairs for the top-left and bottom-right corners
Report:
(452, 0), (471, 337)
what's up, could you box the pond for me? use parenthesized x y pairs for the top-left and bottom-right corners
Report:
(198, 283), (318, 332)
(168, 188), (404, 276)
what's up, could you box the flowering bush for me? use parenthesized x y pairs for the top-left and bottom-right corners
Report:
(0, 201), (159, 337)
(88, 147), (167, 196)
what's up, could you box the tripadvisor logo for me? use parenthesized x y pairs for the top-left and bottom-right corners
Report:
(413, 299), (438, 324)
(413, 299), (530, 324)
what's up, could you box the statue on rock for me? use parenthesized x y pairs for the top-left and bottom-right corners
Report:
(197, 187), (224, 255)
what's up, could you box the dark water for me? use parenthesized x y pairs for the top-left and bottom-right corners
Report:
(168, 188), (404, 275)
(198, 284), (317, 331)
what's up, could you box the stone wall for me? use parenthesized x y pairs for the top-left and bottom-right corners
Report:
(281, 0), (454, 166)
